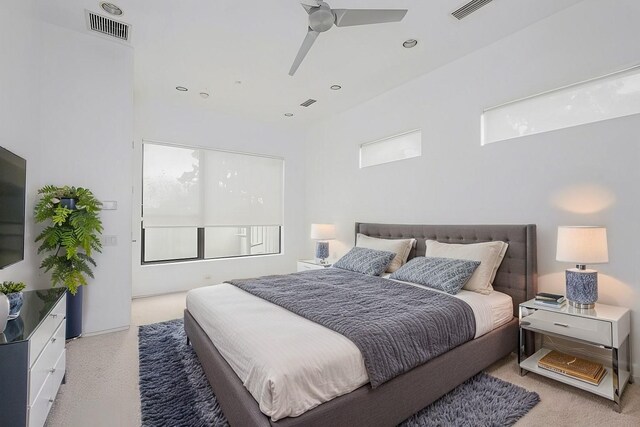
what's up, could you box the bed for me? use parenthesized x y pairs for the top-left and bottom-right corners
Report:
(184, 223), (537, 426)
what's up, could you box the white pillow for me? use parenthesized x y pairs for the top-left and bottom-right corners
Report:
(424, 240), (508, 294)
(356, 234), (416, 273)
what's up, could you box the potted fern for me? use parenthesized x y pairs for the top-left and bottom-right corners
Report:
(34, 185), (103, 338)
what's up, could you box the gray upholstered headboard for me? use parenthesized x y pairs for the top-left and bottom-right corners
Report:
(355, 223), (537, 316)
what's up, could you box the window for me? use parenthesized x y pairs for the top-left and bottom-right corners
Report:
(482, 66), (640, 145)
(359, 129), (422, 168)
(142, 142), (283, 263)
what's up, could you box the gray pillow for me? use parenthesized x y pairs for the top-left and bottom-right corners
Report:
(389, 256), (481, 295)
(332, 247), (396, 276)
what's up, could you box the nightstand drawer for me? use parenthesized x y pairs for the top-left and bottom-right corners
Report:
(297, 261), (331, 272)
(297, 262), (319, 271)
(523, 309), (612, 346)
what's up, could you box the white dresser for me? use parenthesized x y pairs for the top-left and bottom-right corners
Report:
(0, 288), (66, 427)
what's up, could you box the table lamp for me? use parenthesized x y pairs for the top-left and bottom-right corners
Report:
(556, 226), (608, 309)
(310, 224), (336, 264)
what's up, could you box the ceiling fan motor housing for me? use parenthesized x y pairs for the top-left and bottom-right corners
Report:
(309, 3), (335, 32)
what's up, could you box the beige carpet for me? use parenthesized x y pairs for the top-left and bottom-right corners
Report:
(47, 292), (639, 427)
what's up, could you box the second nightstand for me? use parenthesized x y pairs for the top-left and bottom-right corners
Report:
(518, 299), (632, 412)
(297, 259), (332, 272)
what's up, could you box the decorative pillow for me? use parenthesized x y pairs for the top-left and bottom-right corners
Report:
(356, 234), (417, 273)
(425, 240), (508, 294)
(389, 257), (480, 295)
(332, 247), (396, 276)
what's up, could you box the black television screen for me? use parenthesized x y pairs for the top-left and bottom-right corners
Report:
(0, 146), (26, 269)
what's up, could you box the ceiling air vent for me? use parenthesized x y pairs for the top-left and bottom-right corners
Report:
(452, 0), (493, 20)
(300, 99), (317, 107)
(86, 10), (130, 41)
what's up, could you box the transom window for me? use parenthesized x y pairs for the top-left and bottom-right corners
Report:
(482, 65), (640, 145)
(359, 129), (422, 168)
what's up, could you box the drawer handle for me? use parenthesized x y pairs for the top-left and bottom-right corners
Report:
(51, 337), (57, 343)
(553, 322), (569, 328)
(51, 314), (58, 318)
(50, 368), (56, 374)
(49, 398), (55, 403)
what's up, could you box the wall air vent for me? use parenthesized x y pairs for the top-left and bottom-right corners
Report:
(86, 10), (130, 41)
(300, 99), (317, 107)
(452, 0), (493, 20)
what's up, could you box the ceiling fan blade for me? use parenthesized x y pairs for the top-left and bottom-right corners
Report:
(300, 1), (319, 13)
(300, 3), (318, 13)
(333, 9), (408, 27)
(289, 28), (320, 76)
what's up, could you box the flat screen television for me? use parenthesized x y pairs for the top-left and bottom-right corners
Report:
(0, 146), (26, 269)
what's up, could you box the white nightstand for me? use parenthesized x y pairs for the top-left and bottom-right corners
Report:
(518, 299), (632, 412)
(297, 259), (333, 272)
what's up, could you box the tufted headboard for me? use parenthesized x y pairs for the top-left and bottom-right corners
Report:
(355, 223), (537, 317)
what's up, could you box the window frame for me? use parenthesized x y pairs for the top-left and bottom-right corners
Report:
(140, 140), (284, 265)
(481, 64), (640, 145)
(359, 129), (422, 168)
(140, 225), (282, 265)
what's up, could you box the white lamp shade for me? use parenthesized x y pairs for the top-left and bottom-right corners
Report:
(556, 226), (609, 264)
(310, 224), (336, 240)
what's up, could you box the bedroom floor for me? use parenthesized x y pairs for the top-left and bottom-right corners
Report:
(47, 292), (640, 427)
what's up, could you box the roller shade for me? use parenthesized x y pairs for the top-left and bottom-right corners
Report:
(143, 143), (201, 227)
(143, 142), (283, 228)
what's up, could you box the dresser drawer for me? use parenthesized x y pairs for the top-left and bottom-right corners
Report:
(29, 297), (66, 367)
(29, 319), (65, 405)
(28, 350), (65, 427)
(522, 309), (612, 346)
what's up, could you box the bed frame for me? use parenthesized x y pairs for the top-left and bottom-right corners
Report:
(184, 223), (537, 426)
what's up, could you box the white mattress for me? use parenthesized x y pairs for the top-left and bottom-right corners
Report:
(186, 279), (513, 421)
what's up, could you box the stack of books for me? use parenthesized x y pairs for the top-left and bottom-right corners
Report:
(538, 350), (606, 385)
(534, 292), (566, 309)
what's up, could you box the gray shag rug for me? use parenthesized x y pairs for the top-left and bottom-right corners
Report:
(139, 319), (539, 427)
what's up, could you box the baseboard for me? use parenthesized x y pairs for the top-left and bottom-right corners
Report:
(132, 289), (194, 299)
(82, 325), (130, 337)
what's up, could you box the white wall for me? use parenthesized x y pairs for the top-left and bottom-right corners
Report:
(132, 100), (306, 296)
(0, 2), (134, 335)
(304, 0), (640, 374)
(0, 1), (43, 287)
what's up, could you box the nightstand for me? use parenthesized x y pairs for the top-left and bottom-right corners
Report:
(297, 259), (332, 272)
(518, 299), (632, 412)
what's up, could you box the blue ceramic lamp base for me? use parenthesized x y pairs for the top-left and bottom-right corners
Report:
(565, 268), (598, 309)
(315, 241), (330, 264)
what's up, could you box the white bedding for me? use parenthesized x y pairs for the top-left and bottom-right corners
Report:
(186, 278), (513, 421)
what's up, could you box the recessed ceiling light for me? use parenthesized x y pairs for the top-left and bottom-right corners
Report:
(284, 113), (294, 117)
(403, 39), (418, 48)
(199, 92), (210, 99)
(330, 85), (342, 90)
(100, 2), (123, 16)
(176, 86), (188, 92)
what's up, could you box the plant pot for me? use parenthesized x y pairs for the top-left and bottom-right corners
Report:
(66, 286), (83, 339)
(59, 197), (77, 210)
(0, 294), (8, 332)
(7, 291), (23, 320)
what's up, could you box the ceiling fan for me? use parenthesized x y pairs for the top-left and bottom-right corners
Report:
(289, 1), (408, 76)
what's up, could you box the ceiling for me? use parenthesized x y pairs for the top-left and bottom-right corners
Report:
(39, 0), (585, 125)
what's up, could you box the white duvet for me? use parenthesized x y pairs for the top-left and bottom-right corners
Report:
(186, 279), (512, 421)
